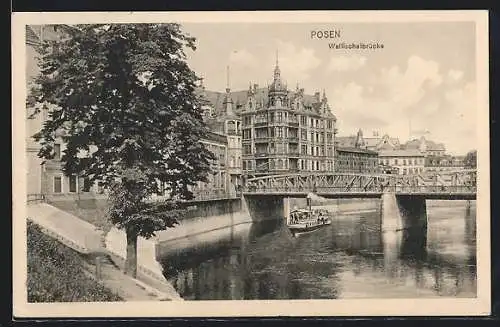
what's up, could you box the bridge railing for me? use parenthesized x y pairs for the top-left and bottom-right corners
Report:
(243, 186), (383, 193)
(243, 185), (477, 194)
(150, 189), (240, 203)
(27, 193), (46, 204)
(188, 189), (241, 201)
(383, 185), (477, 194)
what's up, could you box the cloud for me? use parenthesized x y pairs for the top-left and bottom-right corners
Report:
(270, 40), (321, 84)
(229, 49), (257, 67)
(220, 42), (321, 90)
(377, 56), (443, 113)
(330, 56), (476, 154)
(330, 55), (447, 139)
(327, 55), (367, 72)
(417, 82), (476, 154)
(447, 69), (464, 83)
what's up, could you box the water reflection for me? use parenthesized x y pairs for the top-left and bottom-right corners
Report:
(160, 201), (476, 300)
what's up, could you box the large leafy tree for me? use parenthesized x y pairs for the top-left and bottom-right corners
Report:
(464, 150), (477, 169)
(29, 24), (215, 277)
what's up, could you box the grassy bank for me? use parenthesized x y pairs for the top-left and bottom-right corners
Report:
(27, 221), (122, 302)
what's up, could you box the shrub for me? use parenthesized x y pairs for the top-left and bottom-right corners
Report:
(27, 221), (122, 302)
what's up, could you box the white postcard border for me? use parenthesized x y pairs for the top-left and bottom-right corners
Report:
(12, 10), (490, 317)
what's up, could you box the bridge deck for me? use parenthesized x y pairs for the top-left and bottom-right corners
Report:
(242, 191), (475, 200)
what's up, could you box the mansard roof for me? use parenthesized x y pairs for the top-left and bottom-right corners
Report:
(198, 87), (335, 119)
(335, 136), (356, 148)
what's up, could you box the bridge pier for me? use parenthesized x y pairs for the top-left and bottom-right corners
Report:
(283, 197), (291, 224)
(242, 195), (290, 223)
(381, 192), (427, 232)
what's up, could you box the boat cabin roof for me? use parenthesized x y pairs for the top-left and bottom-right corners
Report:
(291, 209), (311, 214)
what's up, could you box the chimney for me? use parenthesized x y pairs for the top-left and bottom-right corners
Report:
(314, 92), (320, 102)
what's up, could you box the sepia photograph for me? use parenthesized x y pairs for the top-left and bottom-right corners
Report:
(12, 11), (490, 317)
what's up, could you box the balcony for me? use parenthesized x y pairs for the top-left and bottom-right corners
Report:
(254, 121), (268, 127)
(254, 136), (269, 143)
(227, 129), (241, 136)
(256, 166), (269, 173)
(288, 136), (299, 143)
(270, 120), (288, 126)
(255, 152), (269, 158)
(288, 120), (299, 127)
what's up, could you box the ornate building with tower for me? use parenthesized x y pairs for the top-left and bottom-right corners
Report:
(202, 68), (242, 194)
(237, 57), (338, 177)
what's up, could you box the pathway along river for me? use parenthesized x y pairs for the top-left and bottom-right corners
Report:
(159, 200), (476, 300)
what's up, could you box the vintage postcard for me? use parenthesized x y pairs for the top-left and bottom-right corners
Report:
(12, 11), (490, 317)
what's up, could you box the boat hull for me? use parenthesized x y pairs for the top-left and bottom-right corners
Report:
(288, 221), (331, 236)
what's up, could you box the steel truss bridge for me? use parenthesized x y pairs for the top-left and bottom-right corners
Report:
(243, 169), (477, 199)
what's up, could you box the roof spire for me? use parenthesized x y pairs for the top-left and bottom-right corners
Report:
(273, 49), (281, 83)
(223, 64), (234, 116)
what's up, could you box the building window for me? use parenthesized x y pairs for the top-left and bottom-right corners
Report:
(301, 129), (307, 140)
(394, 159), (398, 165)
(83, 178), (92, 192)
(53, 176), (62, 193)
(54, 143), (61, 159)
(277, 127), (283, 138)
(69, 175), (78, 193)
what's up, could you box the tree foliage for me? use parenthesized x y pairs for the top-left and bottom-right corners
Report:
(29, 24), (216, 275)
(31, 24), (214, 196)
(464, 150), (477, 169)
(27, 221), (122, 302)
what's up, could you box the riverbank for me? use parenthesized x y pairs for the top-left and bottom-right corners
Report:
(27, 221), (122, 302)
(27, 202), (182, 301)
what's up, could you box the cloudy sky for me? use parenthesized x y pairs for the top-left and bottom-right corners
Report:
(181, 22), (477, 155)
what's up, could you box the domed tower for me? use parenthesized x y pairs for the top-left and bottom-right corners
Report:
(320, 89), (331, 115)
(222, 66), (235, 118)
(221, 65), (242, 195)
(355, 129), (366, 149)
(246, 82), (256, 111)
(268, 51), (288, 108)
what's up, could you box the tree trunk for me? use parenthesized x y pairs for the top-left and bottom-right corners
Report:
(124, 227), (138, 278)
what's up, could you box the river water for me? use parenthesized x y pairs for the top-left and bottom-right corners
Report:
(159, 200), (476, 300)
